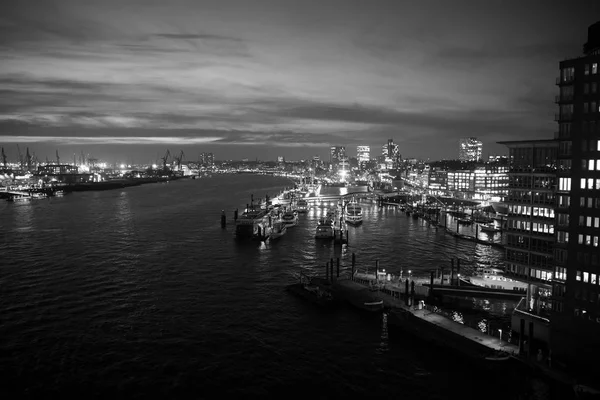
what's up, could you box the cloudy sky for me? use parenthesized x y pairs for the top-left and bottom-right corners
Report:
(0, 0), (597, 163)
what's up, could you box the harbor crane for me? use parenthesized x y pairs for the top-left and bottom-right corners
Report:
(17, 144), (23, 169)
(26, 147), (32, 171)
(1, 147), (6, 167)
(174, 150), (185, 171)
(161, 149), (171, 171)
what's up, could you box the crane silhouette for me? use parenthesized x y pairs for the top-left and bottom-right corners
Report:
(161, 150), (171, 171)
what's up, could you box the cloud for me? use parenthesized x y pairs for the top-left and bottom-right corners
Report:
(154, 33), (243, 42)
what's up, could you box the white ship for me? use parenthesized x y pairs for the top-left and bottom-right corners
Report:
(468, 267), (527, 292)
(345, 200), (363, 225)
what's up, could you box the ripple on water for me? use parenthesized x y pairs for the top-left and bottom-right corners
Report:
(0, 175), (532, 399)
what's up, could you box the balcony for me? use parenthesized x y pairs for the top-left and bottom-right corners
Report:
(555, 113), (573, 121)
(555, 94), (574, 103)
(556, 76), (575, 85)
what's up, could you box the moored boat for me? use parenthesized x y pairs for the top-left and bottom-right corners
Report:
(286, 273), (335, 307)
(315, 219), (334, 239)
(345, 200), (363, 225)
(269, 220), (287, 240)
(296, 199), (309, 213)
(281, 210), (298, 227)
(235, 208), (272, 241)
(479, 222), (501, 233)
(468, 267), (528, 292)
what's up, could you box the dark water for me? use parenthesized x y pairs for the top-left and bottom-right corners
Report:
(0, 174), (560, 399)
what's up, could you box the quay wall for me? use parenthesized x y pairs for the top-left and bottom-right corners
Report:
(387, 310), (496, 362)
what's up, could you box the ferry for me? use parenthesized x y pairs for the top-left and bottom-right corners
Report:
(235, 208), (272, 241)
(281, 210), (298, 227)
(468, 267), (528, 292)
(345, 200), (363, 225)
(296, 199), (309, 213)
(315, 219), (335, 239)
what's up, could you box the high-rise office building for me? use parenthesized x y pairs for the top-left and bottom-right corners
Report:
(499, 140), (557, 315)
(550, 21), (600, 373)
(459, 138), (483, 162)
(357, 146), (370, 163)
(381, 139), (400, 169)
(330, 146), (345, 165)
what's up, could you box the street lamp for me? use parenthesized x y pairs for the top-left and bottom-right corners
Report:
(499, 329), (503, 341)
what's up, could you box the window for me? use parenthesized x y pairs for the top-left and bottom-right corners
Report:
(598, 140), (600, 151)
(581, 178), (587, 189)
(584, 272), (590, 283)
(589, 160), (595, 171)
(593, 102), (598, 112)
(592, 273), (598, 285)
(597, 160), (600, 170)
(588, 216), (593, 227)
(555, 267), (567, 280)
(594, 63), (599, 74)
(559, 177), (571, 191)
(586, 64), (590, 75)
(585, 103), (590, 113)
(595, 217), (599, 228)
(585, 83), (590, 93)
(593, 82), (598, 93)
(589, 178), (595, 189)
(577, 270), (582, 281)
(579, 234), (584, 244)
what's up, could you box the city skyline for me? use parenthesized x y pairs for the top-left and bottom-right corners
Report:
(0, 0), (598, 162)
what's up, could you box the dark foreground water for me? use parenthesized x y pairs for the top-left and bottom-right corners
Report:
(0, 174), (566, 399)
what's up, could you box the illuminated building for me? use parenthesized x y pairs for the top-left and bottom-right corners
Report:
(381, 139), (400, 169)
(549, 21), (600, 374)
(330, 146), (346, 166)
(459, 137), (483, 162)
(200, 152), (214, 166)
(357, 146), (370, 169)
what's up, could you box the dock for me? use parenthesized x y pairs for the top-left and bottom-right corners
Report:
(333, 277), (585, 390)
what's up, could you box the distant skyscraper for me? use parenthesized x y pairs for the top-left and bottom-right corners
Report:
(356, 145), (370, 167)
(458, 138), (483, 161)
(381, 139), (400, 169)
(330, 146), (346, 165)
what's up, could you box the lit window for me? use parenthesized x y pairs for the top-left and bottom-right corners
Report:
(598, 140), (600, 151)
(589, 178), (594, 189)
(594, 63), (599, 74)
(589, 160), (595, 170)
(595, 237), (599, 247)
(592, 274), (598, 285)
(579, 234), (584, 244)
(588, 216), (593, 227)
(577, 271), (582, 281)
(597, 160), (600, 170)
(586, 235), (592, 245)
(595, 217), (599, 228)
(581, 178), (587, 189)
(584, 272), (590, 283)
(585, 64), (590, 75)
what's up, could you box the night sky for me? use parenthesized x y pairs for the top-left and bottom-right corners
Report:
(0, 0), (597, 164)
